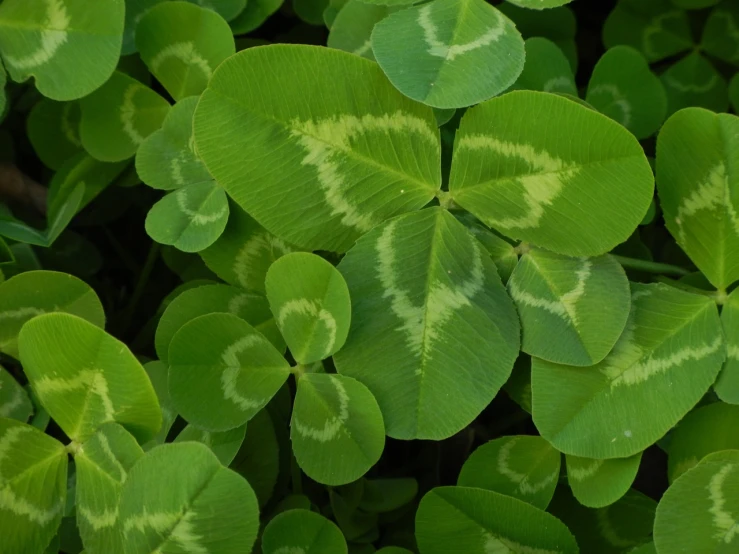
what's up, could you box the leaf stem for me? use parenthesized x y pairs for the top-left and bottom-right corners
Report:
(611, 255), (690, 277)
(290, 364), (306, 380)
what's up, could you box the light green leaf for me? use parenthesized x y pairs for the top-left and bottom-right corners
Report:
(654, 450), (739, 553)
(0, 368), (32, 422)
(262, 509), (348, 554)
(334, 208), (520, 440)
(118, 442), (260, 554)
(327, 0), (389, 61)
(291, 372), (385, 486)
(174, 422), (246, 465)
(19, 313), (162, 443)
(586, 46), (667, 140)
(416, 486), (578, 554)
(80, 71), (170, 163)
(667, 402), (739, 482)
(230, 408), (279, 507)
(145, 181), (229, 253)
(449, 90), (655, 257)
(122, 0), (165, 55)
(27, 99), (84, 170)
(656, 108), (739, 289)
(141, 361), (177, 449)
(75, 422), (144, 553)
(456, 213), (518, 284)
(532, 283), (725, 459)
(155, 283), (280, 363)
(168, 312), (290, 431)
(508, 250), (631, 366)
(661, 53), (728, 117)
(136, 1), (235, 101)
(506, 0), (574, 8)
(457, 435), (560, 510)
(702, 2), (739, 66)
(0, 0), (125, 101)
(184, 0), (247, 20)
(194, 44), (441, 253)
(549, 487), (656, 554)
(371, 0), (525, 109)
(266, 252), (351, 365)
(511, 37), (577, 95)
(718, 289), (739, 403)
(229, 0), (284, 34)
(199, 203), (297, 294)
(0, 419), (67, 554)
(0, 270), (105, 359)
(136, 96), (213, 191)
(603, 0), (693, 63)
(566, 452), (642, 508)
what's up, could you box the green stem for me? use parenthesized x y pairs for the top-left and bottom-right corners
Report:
(612, 255), (690, 277)
(121, 242), (160, 333)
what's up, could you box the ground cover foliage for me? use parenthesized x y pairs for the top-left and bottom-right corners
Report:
(0, 0), (738, 552)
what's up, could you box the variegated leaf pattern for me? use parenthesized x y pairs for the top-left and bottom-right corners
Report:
(194, 45), (441, 253)
(717, 289), (739, 404)
(0, 419), (67, 554)
(19, 313), (162, 443)
(510, 37), (577, 96)
(168, 312), (291, 431)
(334, 208), (520, 440)
(27, 99), (84, 170)
(566, 452), (642, 508)
(173, 422), (246, 466)
(660, 53), (728, 116)
(702, 2), (739, 66)
(508, 250), (631, 366)
(457, 435), (561, 510)
(0, 368), (32, 422)
(449, 90), (654, 257)
(262, 509), (348, 554)
(533, 283), (725, 459)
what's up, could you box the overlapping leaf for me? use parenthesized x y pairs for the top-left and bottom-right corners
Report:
(327, 1), (389, 61)
(533, 283), (724, 458)
(194, 44), (441, 252)
(450, 90), (655, 257)
(229, 0), (284, 33)
(718, 289), (739, 403)
(661, 53), (728, 116)
(174, 422), (246, 465)
(0, 368), (32, 422)
(230, 408), (279, 507)
(334, 208), (520, 440)
(702, 2), (739, 66)
(262, 509), (348, 554)
(566, 452), (642, 508)
(19, 313), (162, 443)
(507, 0), (574, 8)
(27, 99), (84, 170)
(510, 38), (577, 95)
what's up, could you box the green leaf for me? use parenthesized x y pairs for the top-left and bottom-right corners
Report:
(0, 368), (32, 422)
(229, 0), (284, 34)
(0, 0), (125, 100)
(122, 0), (165, 55)
(155, 283), (280, 363)
(0, 419), (67, 554)
(510, 37), (577, 96)
(566, 452), (642, 508)
(654, 450), (739, 553)
(673, 0), (720, 7)
(0, 270), (105, 359)
(262, 509), (348, 554)
(230, 408), (279, 507)
(80, 71), (170, 163)
(168, 312), (291, 431)
(359, 478), (418, 513)
(415, 486), (578, 554)
(586, 46), (667, 140)
(136, 1), (235, 101)
(718, 289), (739, 403)
(0, 62), (6, 115)
(141, 361), (177, 449)
(457, 435), (560, 510)
(193, 44), (441, 253)
(508, 250), (631, 366)
(507, 0), (574, 8)
(334, 208), (520, 440)
(199, 203), (297, 294)
(656, 107), (739, 290)
(294, 0), (330, 25)
(136, 96), (213, 191)
(27, 99), (84, 170)
(184, 0), (247, 20)
(449, 90), (655, 257)
(701, 2), (739, 66)
(327, 0), (389, 61)
(661, 53), (728, 117)
(667, 402), (739, 482)
(291, 372), (385, 486)
(603, 0), (693, 63)
(457, 214), (518, 284)
(174, 422), (246, 465)
(117, 442), (260, 554)
(371, 0), (525, 109)
(532, 283), (725, 459)
(145, 181), (229, 253)
(549, 486), (656, 553)
(75, 422), (144, 553)
(266, 252), (351, 364)
(19, 313), (162, 443)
